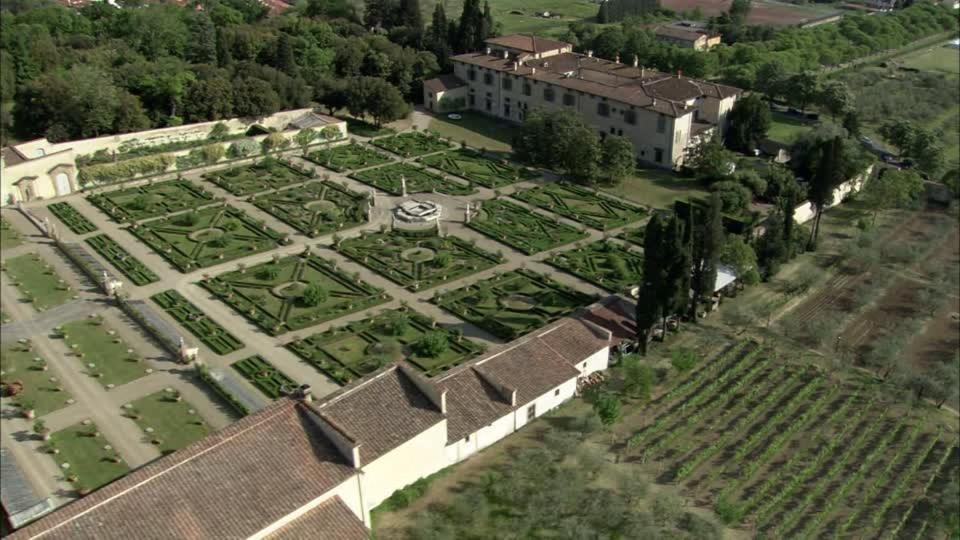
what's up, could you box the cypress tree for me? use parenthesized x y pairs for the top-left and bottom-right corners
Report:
(188, 12), (217, 65)
(659, 214), (690, 335)
(782, 184), (797, 259)
(636, 214), (666, 355)
(457, 0), (480, 53)
(807, 136), (844, 250)
(481, 1), (495, 41)
(400, 0), (424, 40)
(430, 3), (450, 68)
(690, 194), (723, 321)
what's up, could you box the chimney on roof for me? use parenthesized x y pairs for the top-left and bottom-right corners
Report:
(641, 67), (645, 78)
(614, 54), (620, 64)
(531, 67), (536, 75)
(633, 55), (639, 68)
(587, 50), (593, 58)
(678, 70), (683, 78)
(485, 46), (492, 55)
(503, 50), (509, 59)
(293, 384), (313, 403)
(653, 98), (657, 106)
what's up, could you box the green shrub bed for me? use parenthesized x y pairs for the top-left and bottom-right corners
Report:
(79, 154), (175, 185)
(252, 181), (368, 237)
(433, 269), (595, 340)
(303, 143), (393, 172)
(618, 226), (646, 246)
(47, 202), (98, 234)
(128, 205), (284, 272)
(546, 240), (644, 293)
(85, 234), (159, 285)
(288, 307), (483, 384)
(88, 179), (218, 222)
(150, 290), (244, 355)
(200, 253), (391, 335)
(371, 131), (453, 157)
(335, 229), (502, 291)
(466, 198), (587, 255)
(350, 163), (475, 196)
(418, 149), (536, 188)
(231, 355), (296, 399)
(511, 182), (648, 230)
(203, 158), (313, 196)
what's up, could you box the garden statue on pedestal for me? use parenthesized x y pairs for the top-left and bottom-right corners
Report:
(178, 336), (199, 364)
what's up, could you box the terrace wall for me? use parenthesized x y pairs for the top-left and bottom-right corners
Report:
(793, 164), (874, 224)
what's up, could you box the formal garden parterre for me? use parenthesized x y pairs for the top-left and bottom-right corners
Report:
(371, 131), (453, 157)
(418, 149), (537, 188)
(47, 202), (98, 235)
(47, 422), (129, 493)
(60, 317), (148, 388)
(128, 205), (285, 272)
(123, 389), (212, 455)
(288, 307), (484, 384)
(150, 290), (244, 355)
(2, 254), (76, 310)
(511, 182), (648, 231)
(350, 162), (475, 196)
(433, 269), (596, 340)
(252, 181), (369, 238)
(334, 229), (503, 291)
(467, 198), (588, 255)
(202, 158), (313, 196)
(200, 252), (391, 335)
(547, 240), (644, 293)
(231, 355), (297, 399)
(304, 142), (394, 172)
(618, 226), (646, 247)
(0, 341), (72, 417)
(88, 179), (218, 222)
(85, 234), (159, 285)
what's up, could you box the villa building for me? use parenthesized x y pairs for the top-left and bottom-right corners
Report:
(651, 22), (723, 51)
(7, 308), (624, 540)
(423, 34), (740, 169)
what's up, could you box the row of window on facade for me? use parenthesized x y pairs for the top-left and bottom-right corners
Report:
(466, 68), (668, 132)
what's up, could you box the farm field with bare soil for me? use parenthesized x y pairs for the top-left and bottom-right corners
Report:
(659, 0), (840, 25)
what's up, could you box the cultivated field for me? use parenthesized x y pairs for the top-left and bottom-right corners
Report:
(659, 0), (840, 25)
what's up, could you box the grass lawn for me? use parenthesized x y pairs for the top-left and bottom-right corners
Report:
(335, 229), (503, 291)
(49, 423), (129, 493)
(0, 343), (72, 416)
(467, 198), (588, 254)
(767, 112), (814, 145)
(426, 111), (516, 155)
(547, 240), (644, 293)
(150, 290), (244, 355)
(125, 390), (212, 455)
(433, 269), (595, 340)
(201, 254), (391, 335)
(129, 205), (284, 272)
(897, 43), (960, 75)
(432, 0), (597, 35)
(511, 182), (648, 230)
(1, 217), (23, 249)
(350, 163), (475, 196)
(88, 179), (218, 222)
(3, 254), (75, 310)
(85, 234), (159, 286)
(61, 318), (147, 388)
(203, 158), (314, 196)
(231, 355), (297, 399)
(371, 131), (454, 158)
(419, 148), (537, 188)
(925, 106), (960, 170)
(252, 181), (369, 237)
(47, 202), (98, 235)
(289, 307), (484, 383)
(603, 169), (709, 210)
(303, 143), (394, 173)
(344, 117), (396, 138)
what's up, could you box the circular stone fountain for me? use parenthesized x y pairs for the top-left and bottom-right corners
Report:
(401, 247), (436, 263)
(393, 200), (442, 231)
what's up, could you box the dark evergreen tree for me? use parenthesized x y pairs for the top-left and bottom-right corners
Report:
(690, 194), (723, 321)
(636, 214), (666, 355)
(481, 1), (495, 40)
(187, 12), (217, 65)
(429, 3), (451, 68)
(660, 214), (690, 335)
(274, 33), (297, 76)
(399, 0), (424, 45)
(807, 136), (844, 250)
(782, 183), (797, 258)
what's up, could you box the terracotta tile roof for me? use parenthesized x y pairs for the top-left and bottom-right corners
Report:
(581, 296), (636, 345)
(266, 496), (368, 540)
(424, 74), (468, 94)
(485, 34), (570, 54)
(451, 50), (740, 117)
(315, 367), (445, 464)
(534, 319), (611, 367)
(439, 368), (514, 442)
(472, 338), (582, 406)
(8, 400), (357, 540)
